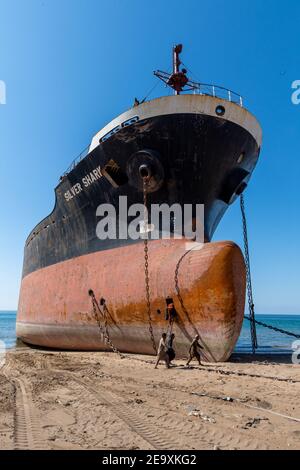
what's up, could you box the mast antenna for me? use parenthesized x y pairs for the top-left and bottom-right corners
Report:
(154, 44), (199, 95)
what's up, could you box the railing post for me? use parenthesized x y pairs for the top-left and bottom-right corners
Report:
(240, 96), (243, 107)
(212, 85), (215, 97)
(228, 90), (232, 102)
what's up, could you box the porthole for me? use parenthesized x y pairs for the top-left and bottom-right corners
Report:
(215, 105), (225, 116)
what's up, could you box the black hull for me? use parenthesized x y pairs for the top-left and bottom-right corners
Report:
(23, 112), (260, 277)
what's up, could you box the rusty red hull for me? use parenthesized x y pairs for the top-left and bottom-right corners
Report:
(17, 240), (246, 362)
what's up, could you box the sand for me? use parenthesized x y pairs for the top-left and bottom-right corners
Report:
(0, 348), (299, 450)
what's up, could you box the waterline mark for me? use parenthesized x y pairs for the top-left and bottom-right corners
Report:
(0, 80), (6, 105)
(291, 80), (300, 105)
(95, 196), (204, 246)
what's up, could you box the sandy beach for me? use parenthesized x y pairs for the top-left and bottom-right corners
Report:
(0, 348), (299, 450)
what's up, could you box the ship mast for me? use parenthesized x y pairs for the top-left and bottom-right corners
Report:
(154, 44), (199, 95)
(172, 44), (184, 95)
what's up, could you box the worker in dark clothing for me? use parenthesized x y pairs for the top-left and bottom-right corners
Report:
(186, 334), (204, 366)
(165, 301), (177, 324)
(166, 333), (176, 364)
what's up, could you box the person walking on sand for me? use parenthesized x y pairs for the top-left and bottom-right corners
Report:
(155, 333), (170, 369)
(167, 333), (176, 365)
(186, 334), (204, 367)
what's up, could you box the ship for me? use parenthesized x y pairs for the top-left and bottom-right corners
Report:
(17, 45), (262, 362)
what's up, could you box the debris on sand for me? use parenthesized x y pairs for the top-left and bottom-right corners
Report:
(186, 405), (216, 423)
(242, 417), (269, 429)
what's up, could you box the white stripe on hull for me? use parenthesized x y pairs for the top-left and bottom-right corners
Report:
(89, 94), (262, 152)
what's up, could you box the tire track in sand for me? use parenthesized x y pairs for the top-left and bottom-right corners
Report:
(47, 367), (267, 450)
(37, 354), (175, 449)
(50, 368), (173, 450)
(2, 365), (46, 450)
(80, 366), (269, 450)
(22, 354), (270, 450)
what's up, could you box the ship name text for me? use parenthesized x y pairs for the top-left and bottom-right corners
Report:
(64, 166), (102, 201)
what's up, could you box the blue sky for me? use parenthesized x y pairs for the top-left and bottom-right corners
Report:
(0, 0), (299, 312)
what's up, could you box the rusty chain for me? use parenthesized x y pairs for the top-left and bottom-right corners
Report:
(174, 248), (212, 363)
(88, 178), (158, 358)
(240, 195), (299, 343)
(143, 177), (157, 354)
(240, 194), (258, 353)
(174, 249), (195, 326)
(244, 315), (300, 339)
(89, 188), (298, 361)
(89, 290), (124, 358)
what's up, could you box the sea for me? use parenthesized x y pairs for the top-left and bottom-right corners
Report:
(0, 311), (299, 354)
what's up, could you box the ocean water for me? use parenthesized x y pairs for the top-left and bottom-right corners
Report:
(235, 314), (300, 354)
(0, 311), (17, 349)
(0, 311), (299, 354)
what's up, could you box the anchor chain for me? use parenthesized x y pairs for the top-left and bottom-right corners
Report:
(174, 249), (211, 363)
(240, 196), (300, 343)
(240, 194), (258, 353)
(143, 177), (157, 354)
(89, 290), (124, 358)
(244, 315), (300, 339)
(174, 249), (196, 328)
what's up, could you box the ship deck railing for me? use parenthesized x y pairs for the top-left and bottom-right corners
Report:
(61, 85), (243, 178)
(189, 83), (243, 107)
(61, 144), (90, 179)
